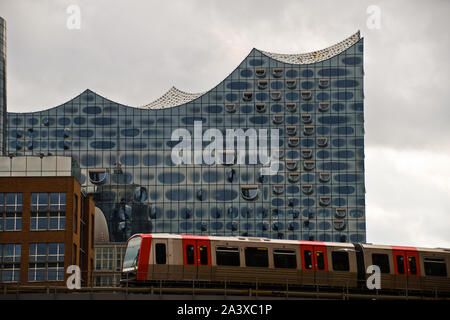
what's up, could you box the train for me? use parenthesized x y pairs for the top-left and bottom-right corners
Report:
(120, 233), (450, 296)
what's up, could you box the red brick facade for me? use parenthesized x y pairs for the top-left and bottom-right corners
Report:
(0, 176), (95, 286)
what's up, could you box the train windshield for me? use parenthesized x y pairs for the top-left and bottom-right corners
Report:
(123, 236), (142, 270)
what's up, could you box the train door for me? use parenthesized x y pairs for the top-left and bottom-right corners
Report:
(313, 245), (328, 286)
(183, 238), (198, 280)
(393, 249), (421, 290)
(301, 245), (315, 285)
(152, 238), (169, 280)
(301, 244), (328, 286)
(196, 239), (212, 281)
(182, 238), (212, 281)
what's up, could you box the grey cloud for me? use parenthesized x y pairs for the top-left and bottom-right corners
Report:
(0, 0), (449, 247)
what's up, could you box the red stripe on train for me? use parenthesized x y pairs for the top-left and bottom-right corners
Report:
(137, 235), (152, 281)
(391, 246), (417, 251)
(181, 234), (210, 240)
(298, 240), (326, 246)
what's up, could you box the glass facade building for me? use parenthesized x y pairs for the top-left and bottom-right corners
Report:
(4, 30), (365, 243)
(0, 17), (7, 155)
(93, 243), (126, 287)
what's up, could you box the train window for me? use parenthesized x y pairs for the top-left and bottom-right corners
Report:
(155, 243), (166, 265)
(216, 247), (240, 266)
(424, 258), (447, 277)
(274, 249), (297, 269)
(408, 256), (417, 275)
(122, 236), (142, 270)
(303, 250), (313, 270)
(186, 245), (195, 265)
(332, 251), (349, 271)
(396, 255), (405, 274)
(199, 246), (208, 265)
(371, 254), (390, 273)
(316, 251), (325, 270)
(245, 247), (269, 268)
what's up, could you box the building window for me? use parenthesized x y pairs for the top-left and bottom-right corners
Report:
(287, 173), (300, 183)
(272, 68), (283, 78)
(242, 91), (253, 102)
(88, 169), (107, 185)
(0, 193), (23, 231)
(94, 275), (117, 287)
(286, 126), (297, 136)
(0, 244), (21, 283)
(301, 91), (312, 101)
(95, 246), (124, 271)
(255, 68), (266, 78)
(225, 104), (236, 113)
(335, 208), (347, 219)
(319, 172), (331, 183)
(257, 80), (268, 90)
(91, 214), (94, 249)
(28, 243), (65, 282)
(116, 247), (124, 272)
(73, 194), (78, 234)
(255, 103), (266, 113)
(303, 126), (315, 136)
(286, 103), (297, 112)
(241, 185), (259, 201)
(31, 193), (66, 231)
(286, 79), (296, 89)
(319, 78), (330, 89)
(273, 185), (284, 195)
(318, 102), (330, 112)
(95, 247), (114, 271)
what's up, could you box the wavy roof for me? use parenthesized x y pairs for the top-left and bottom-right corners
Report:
(260, 31), (360, 64)
(142, 86), (205, 110)
(140, 31), (360, 110)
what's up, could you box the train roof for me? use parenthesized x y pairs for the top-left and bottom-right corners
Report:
(360, 243), (450, 254)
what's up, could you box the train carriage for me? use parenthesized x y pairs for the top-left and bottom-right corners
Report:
(121, 233), (450, 296)
(418, 247), (450, 292)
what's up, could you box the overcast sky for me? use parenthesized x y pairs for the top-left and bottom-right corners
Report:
(1, 0), (449, 248)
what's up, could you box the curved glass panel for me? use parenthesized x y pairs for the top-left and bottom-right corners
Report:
(241, 186), (259, 201)
(89, 170), (107, 185)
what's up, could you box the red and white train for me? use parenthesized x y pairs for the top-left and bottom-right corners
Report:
(121, 233), (450, 295)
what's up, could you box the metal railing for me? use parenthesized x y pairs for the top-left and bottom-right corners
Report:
(1, 270), (448, 300)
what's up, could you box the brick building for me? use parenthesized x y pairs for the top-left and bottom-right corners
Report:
(0, 156), (95, 286)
